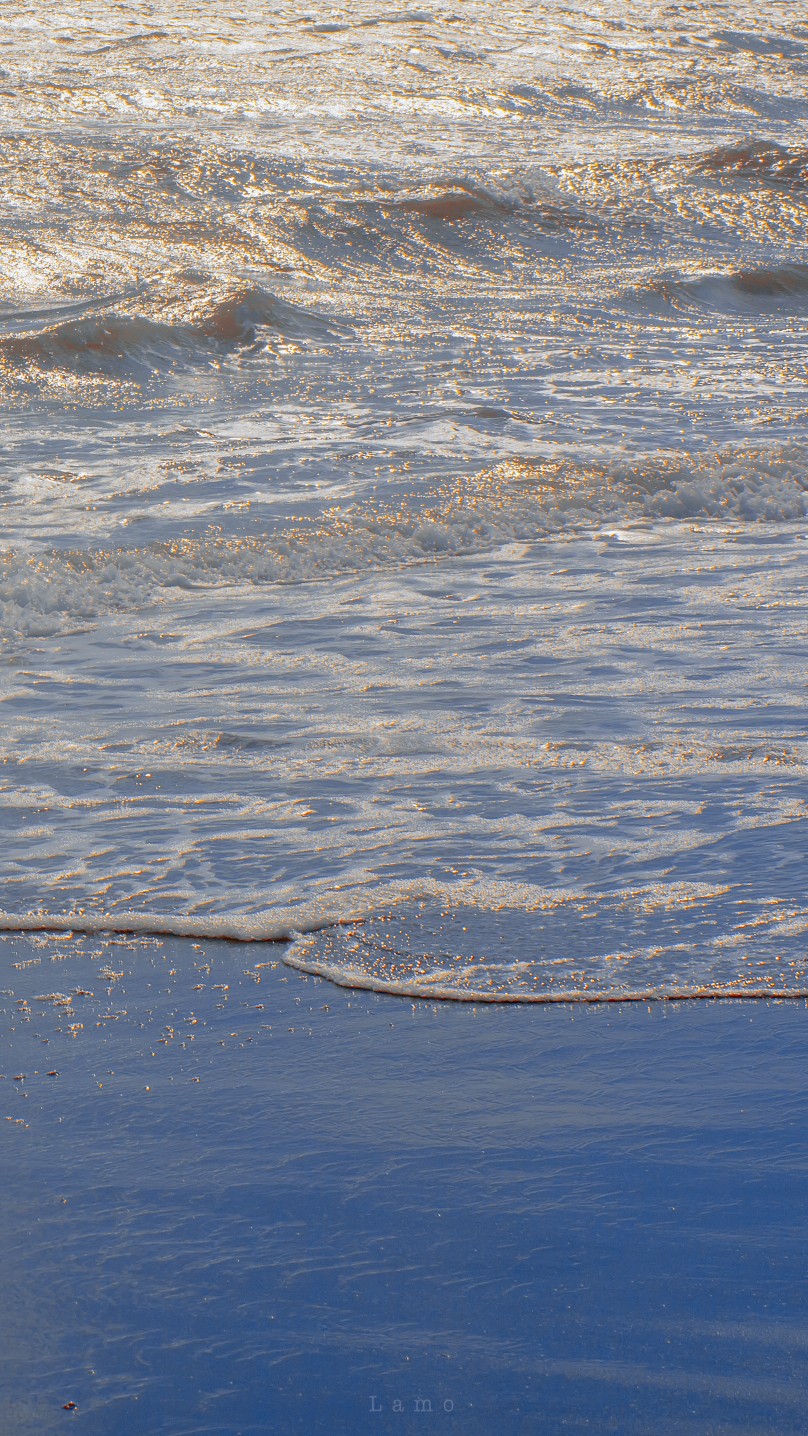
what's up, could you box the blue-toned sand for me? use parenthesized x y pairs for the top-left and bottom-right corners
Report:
(2, 931), (807, 1435)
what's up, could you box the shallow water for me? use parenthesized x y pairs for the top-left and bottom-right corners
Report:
(0, 8), (807, 977)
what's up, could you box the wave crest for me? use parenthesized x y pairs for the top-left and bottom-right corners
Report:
(694, 140), (808, 186)
(0, 286), (343, 378)
(632, 264), (808, 314)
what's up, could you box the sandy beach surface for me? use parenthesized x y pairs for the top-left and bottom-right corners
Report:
(2, 931), (808, 1435)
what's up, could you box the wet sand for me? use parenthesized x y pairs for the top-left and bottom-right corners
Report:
(1, 930), (807, 1434)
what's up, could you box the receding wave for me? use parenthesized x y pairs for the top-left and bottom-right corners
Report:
(283, 888), (808, 1003)
(1, 440), (806, 636)
(3, 879), (807, 1005)
(630, 264), (808, 314)
(0, 286), (343, 378)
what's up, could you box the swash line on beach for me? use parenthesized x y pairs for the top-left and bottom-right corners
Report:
(0, 912), (805, 1005)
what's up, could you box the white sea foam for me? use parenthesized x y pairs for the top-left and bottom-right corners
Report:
(281, 885), (808, 1003)
(0, 908), (323, 943)
(6, 871), (795, 1006)
(0, 876), (705, 943)
(1, 443), (806, 638)
(2, 862), (807, 1004)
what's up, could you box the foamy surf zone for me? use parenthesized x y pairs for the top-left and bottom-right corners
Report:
(0, 515), (804, 1005)
(1, 443), (806, 638)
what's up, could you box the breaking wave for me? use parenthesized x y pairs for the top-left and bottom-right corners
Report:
(382, 179), (595, 229)
(631, 264), (808, 314)
(1, 441), (806, 636)
(290, 177), (603, 271)
(0, 286), (343, 378)
(693, 140), (808, 186)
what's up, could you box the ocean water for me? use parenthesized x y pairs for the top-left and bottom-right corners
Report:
(0, 2), (807, 992)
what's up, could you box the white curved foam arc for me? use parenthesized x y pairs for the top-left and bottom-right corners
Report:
(281, 939), (808, 1006)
